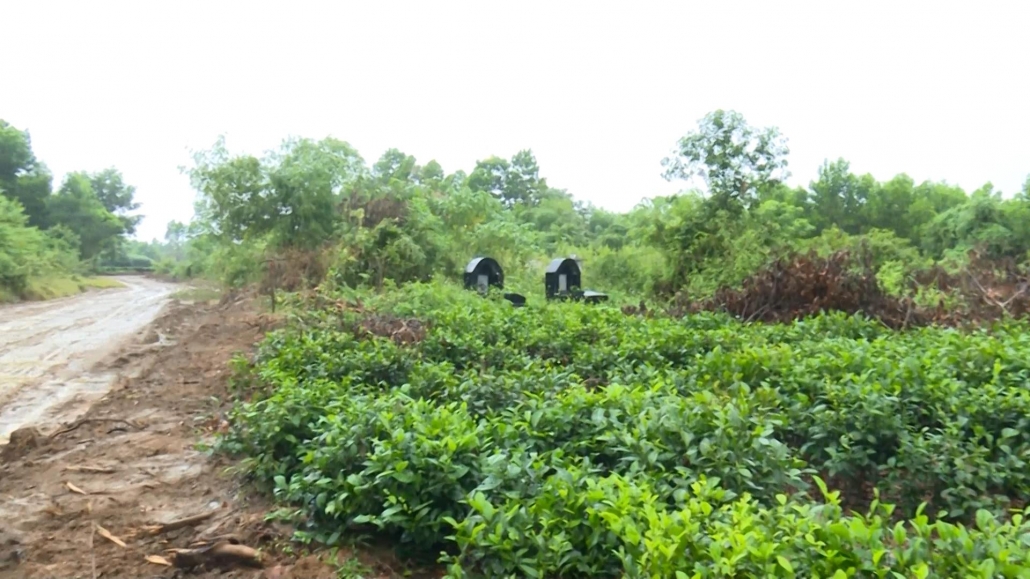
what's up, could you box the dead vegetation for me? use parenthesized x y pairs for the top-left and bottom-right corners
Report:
(911, 249), (1030, 324)
(260, 248), (332, 295)
(355, 314), (428, 345)
(306, 294), (428, 345)
(663, 247), (1030, 328)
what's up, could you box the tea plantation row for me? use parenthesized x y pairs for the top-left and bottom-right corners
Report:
(224, 286), (1030, 578)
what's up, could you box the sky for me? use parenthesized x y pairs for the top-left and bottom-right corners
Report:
(2, 1), (1028, 241)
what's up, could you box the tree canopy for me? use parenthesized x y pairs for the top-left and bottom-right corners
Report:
(0, 118), (139, 297)
(5, 111), (1028, 305)
(163, 109), (1029, 305)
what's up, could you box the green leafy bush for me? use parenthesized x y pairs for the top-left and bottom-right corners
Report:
(224, 284), (1030, 576)
(0, 195), (82, 298)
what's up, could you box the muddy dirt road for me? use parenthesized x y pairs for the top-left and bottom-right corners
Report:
(0, 286), (401, 578)
(0, 277), (177, 444)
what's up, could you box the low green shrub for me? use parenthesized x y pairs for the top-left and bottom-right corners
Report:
(224, 283), (1030, 576)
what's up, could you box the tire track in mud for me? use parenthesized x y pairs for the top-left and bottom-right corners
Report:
(0, 276), (177, 443)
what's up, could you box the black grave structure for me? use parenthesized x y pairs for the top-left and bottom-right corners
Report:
(544, 257), (608, 303)
(463, 257), (526, 307)
(464, 257), (503, 292)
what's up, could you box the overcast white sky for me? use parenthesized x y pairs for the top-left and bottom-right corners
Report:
(2, 1), (1028, 241)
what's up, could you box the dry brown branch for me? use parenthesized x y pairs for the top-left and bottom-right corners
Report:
(64, 465), (117, 474)
(49, 418), (141, 440)
(65, 481), (88, 495)
(169, 541), (263, 569)
(146, 510), (219, 535)
(95, 524), (126, 548)
(145, 554), (172, 566)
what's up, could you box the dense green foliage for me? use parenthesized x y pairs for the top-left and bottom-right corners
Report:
(168, 110), (1029, 301)
(0, 119), (139, 298)
(0, 194), (80, 296)
(226, 284), (1030, 577)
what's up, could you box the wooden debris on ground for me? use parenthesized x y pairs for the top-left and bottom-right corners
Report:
(94, 524), (126, 548)
(168, 538), (263, 569)
(143, 510), (220, 535)
(65, 481), (88, 495)
(64, 465), (117, 474)
(145, 554), (172, 566)
(49, 417), (142, 440)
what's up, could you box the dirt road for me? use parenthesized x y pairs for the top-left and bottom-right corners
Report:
(0, 286), (399, 578)
(0, 276), (177, 444)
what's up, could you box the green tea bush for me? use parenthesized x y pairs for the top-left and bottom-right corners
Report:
(225, 284), (1030, 576)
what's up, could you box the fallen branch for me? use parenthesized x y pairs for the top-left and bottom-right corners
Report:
(65, 481), (88, 495)
(195, 515), (230, 540)
(169, 541), (263, 569)
(145, 554), (172, 567)
(189, 533), (243, 548)
(968, 271), (1006, 313)
(1000, 282), (1029, 309)
(146, 510), (219, 535)
(64, 465), (117, 474)
(95, 523), (126, 548)
(49, 418), (142, 440)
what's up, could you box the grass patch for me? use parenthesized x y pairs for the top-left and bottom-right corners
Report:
(17, 275), (126, 301)
(23, 276), (86, 300)
(80, 276), (125, 290)
(172, 286), (221, 302)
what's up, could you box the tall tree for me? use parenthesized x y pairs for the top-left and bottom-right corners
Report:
(662, 110), (789, 213)
(0, 120), (53, 227)
(467, 149), (547, 207)
(505, 150), (546, 206)
(48, 173), (126, 260)
(372, 148), (417, 184)
(88, 168), (141, 234)
(418, 160), (445, 187)
(921, 191), (1022, 259)
(807, 159), (873, 234)
(164, 220), (188, 260)
(862, 174), (919, 240)
(267, 137), (365, 248)
(188, 136), (366, 249)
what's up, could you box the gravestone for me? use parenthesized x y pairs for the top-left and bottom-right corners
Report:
(464, 257), (526, 307)
(544, 257), (581, 299)
(464, 257), (504, 292)
(544, 257), (609, 303)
